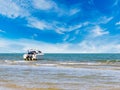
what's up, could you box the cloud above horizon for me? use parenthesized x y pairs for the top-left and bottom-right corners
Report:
(0, 0), (120, 53)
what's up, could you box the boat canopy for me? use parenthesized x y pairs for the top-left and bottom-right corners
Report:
(28, 49), (42, 54)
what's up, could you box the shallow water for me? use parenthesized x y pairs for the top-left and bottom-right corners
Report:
(0, 53), (120, 90)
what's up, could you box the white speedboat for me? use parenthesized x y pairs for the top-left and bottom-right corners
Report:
(23, 49), (44, 61)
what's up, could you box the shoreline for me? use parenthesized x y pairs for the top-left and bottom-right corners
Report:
(0, 61), (120, 71)
(0, 63), (120, 90)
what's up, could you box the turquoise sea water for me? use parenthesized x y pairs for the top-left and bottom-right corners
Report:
(0, 53), (120, 90)
(0, 53), (120, 61)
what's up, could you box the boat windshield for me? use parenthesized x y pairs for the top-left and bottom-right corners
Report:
(28, 51), (36, 54)
(27, 50), (42, 54)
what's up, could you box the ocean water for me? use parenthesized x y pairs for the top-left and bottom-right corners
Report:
(0, 53), (120, 90)
(0, 53), (120, 62)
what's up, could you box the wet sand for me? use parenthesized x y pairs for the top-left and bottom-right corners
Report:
(0, 63), (120, 90)
(1, 81), (120, 90)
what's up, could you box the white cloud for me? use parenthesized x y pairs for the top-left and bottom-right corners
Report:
(95, 16), (113, 24)
(56, 22), (88, 34)
(77, 40), (120, 53)
(0, 38), (71, 53)
(101, 17), (113, 24)
(0, 29), (5, 33)
(116, 21), (120, 25)
(0, 0), (80, 19)
(56, 7), (81, 17)
(0, 37), (120, 53)
(69, 8), (80, 16)
(0, 0), (29, 18)
(112, 0), (119, 6)
(27, 17), (51, 30)
(32, 0), (80, 16)
(31, 33), (38, 39)
(0, 0), (82, 33)
(27, 17), (81, 33)
(69, 37), (76, 42)
(33, 0), (57, 10)
(63, 34), (69, 41)
(63, 34), (77, 42)
(27, 17), (89, 35)
(90, 26), (109, 37)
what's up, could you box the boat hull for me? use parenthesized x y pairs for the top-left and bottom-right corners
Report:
(23, 53), (44, 61)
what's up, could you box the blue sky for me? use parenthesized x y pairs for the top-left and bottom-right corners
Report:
(0, 0), (120, 53)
